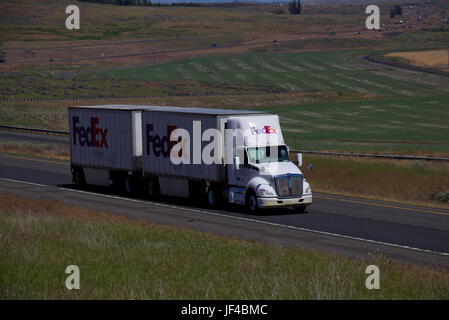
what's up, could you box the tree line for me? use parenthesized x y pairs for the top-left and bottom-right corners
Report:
(77, 0), (201, 7)
(288, 0), (301, 15)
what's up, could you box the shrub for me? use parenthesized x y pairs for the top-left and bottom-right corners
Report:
(288, 0), (301, 15)
(434, 190), (449, 203)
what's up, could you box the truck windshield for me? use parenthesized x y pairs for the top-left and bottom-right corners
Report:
(247, 145), (290, 164)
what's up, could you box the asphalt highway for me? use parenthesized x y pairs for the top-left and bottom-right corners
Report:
(0, 151), (448, 267)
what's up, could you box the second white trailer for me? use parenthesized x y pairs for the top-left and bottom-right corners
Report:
(141, 106), (266, 198)
(140, 106), (312, 213)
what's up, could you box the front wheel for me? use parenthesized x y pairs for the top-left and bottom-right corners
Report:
(246, 190), (259, 214)
(207, 187), (221, 207)
(72, 167), (85, 186)
(147, 179), (159, 199)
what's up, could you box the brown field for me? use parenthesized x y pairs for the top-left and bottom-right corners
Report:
(0, 141), (69, 160)
(386, 50), (449, 72)
(0, 1), (361, 70)
(1, 1), (448, 71)
(302, 154), (449, 210)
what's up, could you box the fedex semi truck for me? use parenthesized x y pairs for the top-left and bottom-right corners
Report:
(69, 105), (312, 213)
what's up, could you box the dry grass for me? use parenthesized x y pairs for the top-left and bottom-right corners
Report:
(1, 193), (448, 299)
(0, 92), (331, 130)
(0, 141), (69, 160)
(302, 154), (449, 210)
(386, 50), (449, 72)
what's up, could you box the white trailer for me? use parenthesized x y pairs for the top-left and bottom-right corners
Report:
(69, 105), (147, 193)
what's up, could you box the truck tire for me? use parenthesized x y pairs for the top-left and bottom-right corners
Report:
(245, 190), (259, 214)
(110, 171), (121, 193)
(207, 188), (218, 207)
(72, 167), (85, 186)
(147, 178), (160, 199)
(123, 175), (134, 195)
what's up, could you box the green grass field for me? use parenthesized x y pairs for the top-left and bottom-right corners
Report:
(98, 51), (449, 97)
(97, 50), (449, 154)
(1, 194), (449, 299)
(267, 95), (449, 153)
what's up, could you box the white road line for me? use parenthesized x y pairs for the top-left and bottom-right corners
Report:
(2, 177), (449, 258)
(0, 177), (47, 187)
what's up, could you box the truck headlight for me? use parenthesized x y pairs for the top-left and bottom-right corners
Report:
(305, 186), (312, 194)
(257, 185), (276, 197)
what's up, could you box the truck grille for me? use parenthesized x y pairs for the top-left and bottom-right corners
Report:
(275, 174), (303, 198)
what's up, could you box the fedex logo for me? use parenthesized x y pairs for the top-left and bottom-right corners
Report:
(250, 125), (277, 135)
(146, 124), (178, 158)
(72, 116), (108, 148)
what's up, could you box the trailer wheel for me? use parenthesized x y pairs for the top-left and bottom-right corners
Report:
(72, 167), (85, 186)
(124, 175), (134, 195)
(246, 190), (259, 214)
(147, 179), (159, 199)
(110, 171), (121, 193)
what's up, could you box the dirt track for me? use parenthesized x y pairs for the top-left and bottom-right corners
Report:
(364, 53), (449, 78)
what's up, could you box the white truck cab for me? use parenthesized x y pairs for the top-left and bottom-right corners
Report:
(223, 115), (312, 213)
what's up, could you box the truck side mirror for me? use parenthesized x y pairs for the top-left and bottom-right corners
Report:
(234, 156), (240, 170)
(295, 153), (302, 167)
